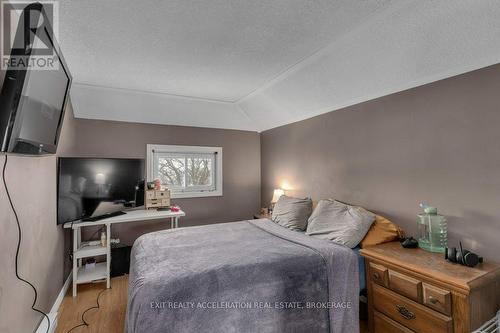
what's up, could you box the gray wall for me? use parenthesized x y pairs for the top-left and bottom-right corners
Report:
(0, 155), (65, 333)
(59, 106), (261, 246)
(261, 64), (500, 262)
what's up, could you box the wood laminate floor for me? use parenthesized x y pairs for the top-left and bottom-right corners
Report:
(56, 276), (368, 333)
(55, 276), (127, 333)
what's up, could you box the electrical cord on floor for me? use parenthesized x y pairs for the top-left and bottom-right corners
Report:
(65, 287), (110, 333)
(2, 155), (50, 333)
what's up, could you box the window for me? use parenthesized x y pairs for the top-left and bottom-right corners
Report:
(147, 145), (222, 198)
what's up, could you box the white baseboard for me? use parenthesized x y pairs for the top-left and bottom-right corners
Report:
(35, 312), (57, 333)
(50, 272), (73, 314)
(36, 272), (72, 333)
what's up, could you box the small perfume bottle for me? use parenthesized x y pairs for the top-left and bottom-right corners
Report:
(101, 231), (107, 247)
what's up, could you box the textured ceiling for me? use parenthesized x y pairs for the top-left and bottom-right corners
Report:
(60, 0), (500, 132)
(59, 0), (390, 102)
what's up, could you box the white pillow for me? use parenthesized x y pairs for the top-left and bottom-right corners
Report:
(306, 199), (375, 248)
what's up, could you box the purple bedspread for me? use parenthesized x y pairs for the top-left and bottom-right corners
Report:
(126, 219), (359, 333)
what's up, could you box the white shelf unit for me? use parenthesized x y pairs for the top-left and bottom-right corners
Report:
(65, 209), (185, 297)
(70, 222), (111, 297)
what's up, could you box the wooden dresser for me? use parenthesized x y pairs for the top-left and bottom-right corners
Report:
(360, 242), (500, 333)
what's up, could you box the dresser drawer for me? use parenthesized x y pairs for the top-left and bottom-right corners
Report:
(372, 284), (453, 333)
(422, 283), (452, 316)
(369, 262), (389, 287)
(388, 270), (423, 302)
(374, 311), (415, 333)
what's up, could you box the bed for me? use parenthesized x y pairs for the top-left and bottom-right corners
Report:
(125, 219), (360, 333)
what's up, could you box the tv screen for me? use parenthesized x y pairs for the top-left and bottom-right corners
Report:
(57, 158), (145, 225)
(0, 3), (71, 154)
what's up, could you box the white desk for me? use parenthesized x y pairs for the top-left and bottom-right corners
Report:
(64, 209), (185, 297)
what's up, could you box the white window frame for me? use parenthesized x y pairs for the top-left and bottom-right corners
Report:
(146, 144), (223, 198)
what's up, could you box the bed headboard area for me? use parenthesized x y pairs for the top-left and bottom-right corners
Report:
(261, 63), (500, 262)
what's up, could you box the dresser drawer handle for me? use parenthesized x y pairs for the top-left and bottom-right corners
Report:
(428, 296), (439, 304)
(373, 272), (380, 280)
(396, 305), (416, 320)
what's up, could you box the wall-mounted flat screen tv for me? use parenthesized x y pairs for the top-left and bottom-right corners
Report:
(0, 3), (71, 155)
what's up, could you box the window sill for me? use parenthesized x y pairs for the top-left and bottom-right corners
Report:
(171, 190), (223, 199)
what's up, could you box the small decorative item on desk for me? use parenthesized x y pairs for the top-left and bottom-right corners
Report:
(154, 178), (161, 190)
(146, 181), (155, 190)
(145, 188), (171, 209)
(170, 205), (180, 212)
(417, 203), (447, 253)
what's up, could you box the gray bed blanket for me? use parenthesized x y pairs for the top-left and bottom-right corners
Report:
(126, 219), (359, 333)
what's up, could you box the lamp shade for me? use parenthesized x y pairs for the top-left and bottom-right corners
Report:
(95, 173), (106, 185)
(271, 189), (285, 203)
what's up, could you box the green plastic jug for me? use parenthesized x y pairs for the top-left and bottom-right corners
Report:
(417, 203), (447, 253)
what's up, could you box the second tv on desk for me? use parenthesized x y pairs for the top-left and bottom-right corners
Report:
(57, 157), (145, 225)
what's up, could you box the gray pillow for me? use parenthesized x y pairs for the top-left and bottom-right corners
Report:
(306, 199), (375, 248)
(271, 195), (312, 231)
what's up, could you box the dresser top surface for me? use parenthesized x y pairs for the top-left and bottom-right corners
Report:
(360, 242), (500, 291)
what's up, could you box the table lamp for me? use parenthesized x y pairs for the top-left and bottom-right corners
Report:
(269, 188), (284, 213)
(271, 188), (284, 204)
